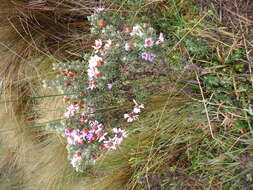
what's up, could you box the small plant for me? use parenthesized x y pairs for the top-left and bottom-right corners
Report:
(43, 7), (169, 172)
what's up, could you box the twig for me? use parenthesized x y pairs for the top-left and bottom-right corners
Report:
(223, 6), (253, 24)
(243, 36), (253, 88)
(195, 71), (224, 145)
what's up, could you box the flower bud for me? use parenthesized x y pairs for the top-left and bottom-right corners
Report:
(98, 19), (106, 28)
(124, 27), (132, 33)
(63, 98), (69, 103)
(64, 82), (71, 86)
(67, 72), (74, 77)
(79, 100), (85, 105)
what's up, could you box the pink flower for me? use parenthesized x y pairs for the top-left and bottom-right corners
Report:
(143, 23), (149, 28)
(66, 129), (83, 145)
(92, 39), (103, 51)
(74, 152), (82, 158)
(107, 83), (113, 89)
(65, 128), (74, 136)
(141, 52), (156, 62)
(144, 37), (154, 48)
(141, 52), (149, 61)
(147, 53), (156, 62)
(124, 43), (133, 51)
(83, 132), (96, 143)
(124, 112), (139, 122)
(133, 99), (144, 113)
(156, 33), (164, 45)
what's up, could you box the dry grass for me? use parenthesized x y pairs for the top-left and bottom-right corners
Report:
(0, 88), (75, 190)
(0, 0), (96, 59)
(0, 0), (97, 121)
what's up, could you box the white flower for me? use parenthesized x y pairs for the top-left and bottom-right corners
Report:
(66, 129), (84, 145)
(71, 152), (82, 168)
(88, 107), (96, 115)
(124, 112), (139, 122)
(156, 33), (164, 45)
(104, 39), (113, 49)
(130, 24), (143, 37)
(64, 104), (80, 118)
(94, 7), (105, 13)
(133, 99), (144, 113)
(148, 27), (155, 32)
(112, 128), (127, 144)
(67, 136), (75, 144)
(88, 55), (104, 68)
(74, 136), (83, 144)
(89, 120), (100, 127)
(91, 123), (103, 133)
(87, 67), (95, 79)
(92, 39), (103, 51)
(97, 130), (108, 142)
(87, 67), (101, 79)
(104, 138), (117, 150)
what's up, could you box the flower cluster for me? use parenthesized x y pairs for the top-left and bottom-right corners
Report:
(62, 101), (130, 171)
(65, 118), (126, 150)
(69, 127), (127, 170)
(43, 7), (169, 172)
(122, 23), (165, 65)
(87, 54), (104, 89)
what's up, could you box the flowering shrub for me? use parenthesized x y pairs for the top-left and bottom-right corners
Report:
(43, 7), (167, 172)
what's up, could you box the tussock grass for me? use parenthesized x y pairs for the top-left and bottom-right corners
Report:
(0, 98), (28, 190)
(0, 0), (96, 121)
(0, 0), (96, 60)
(0, 90), (75, 190)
